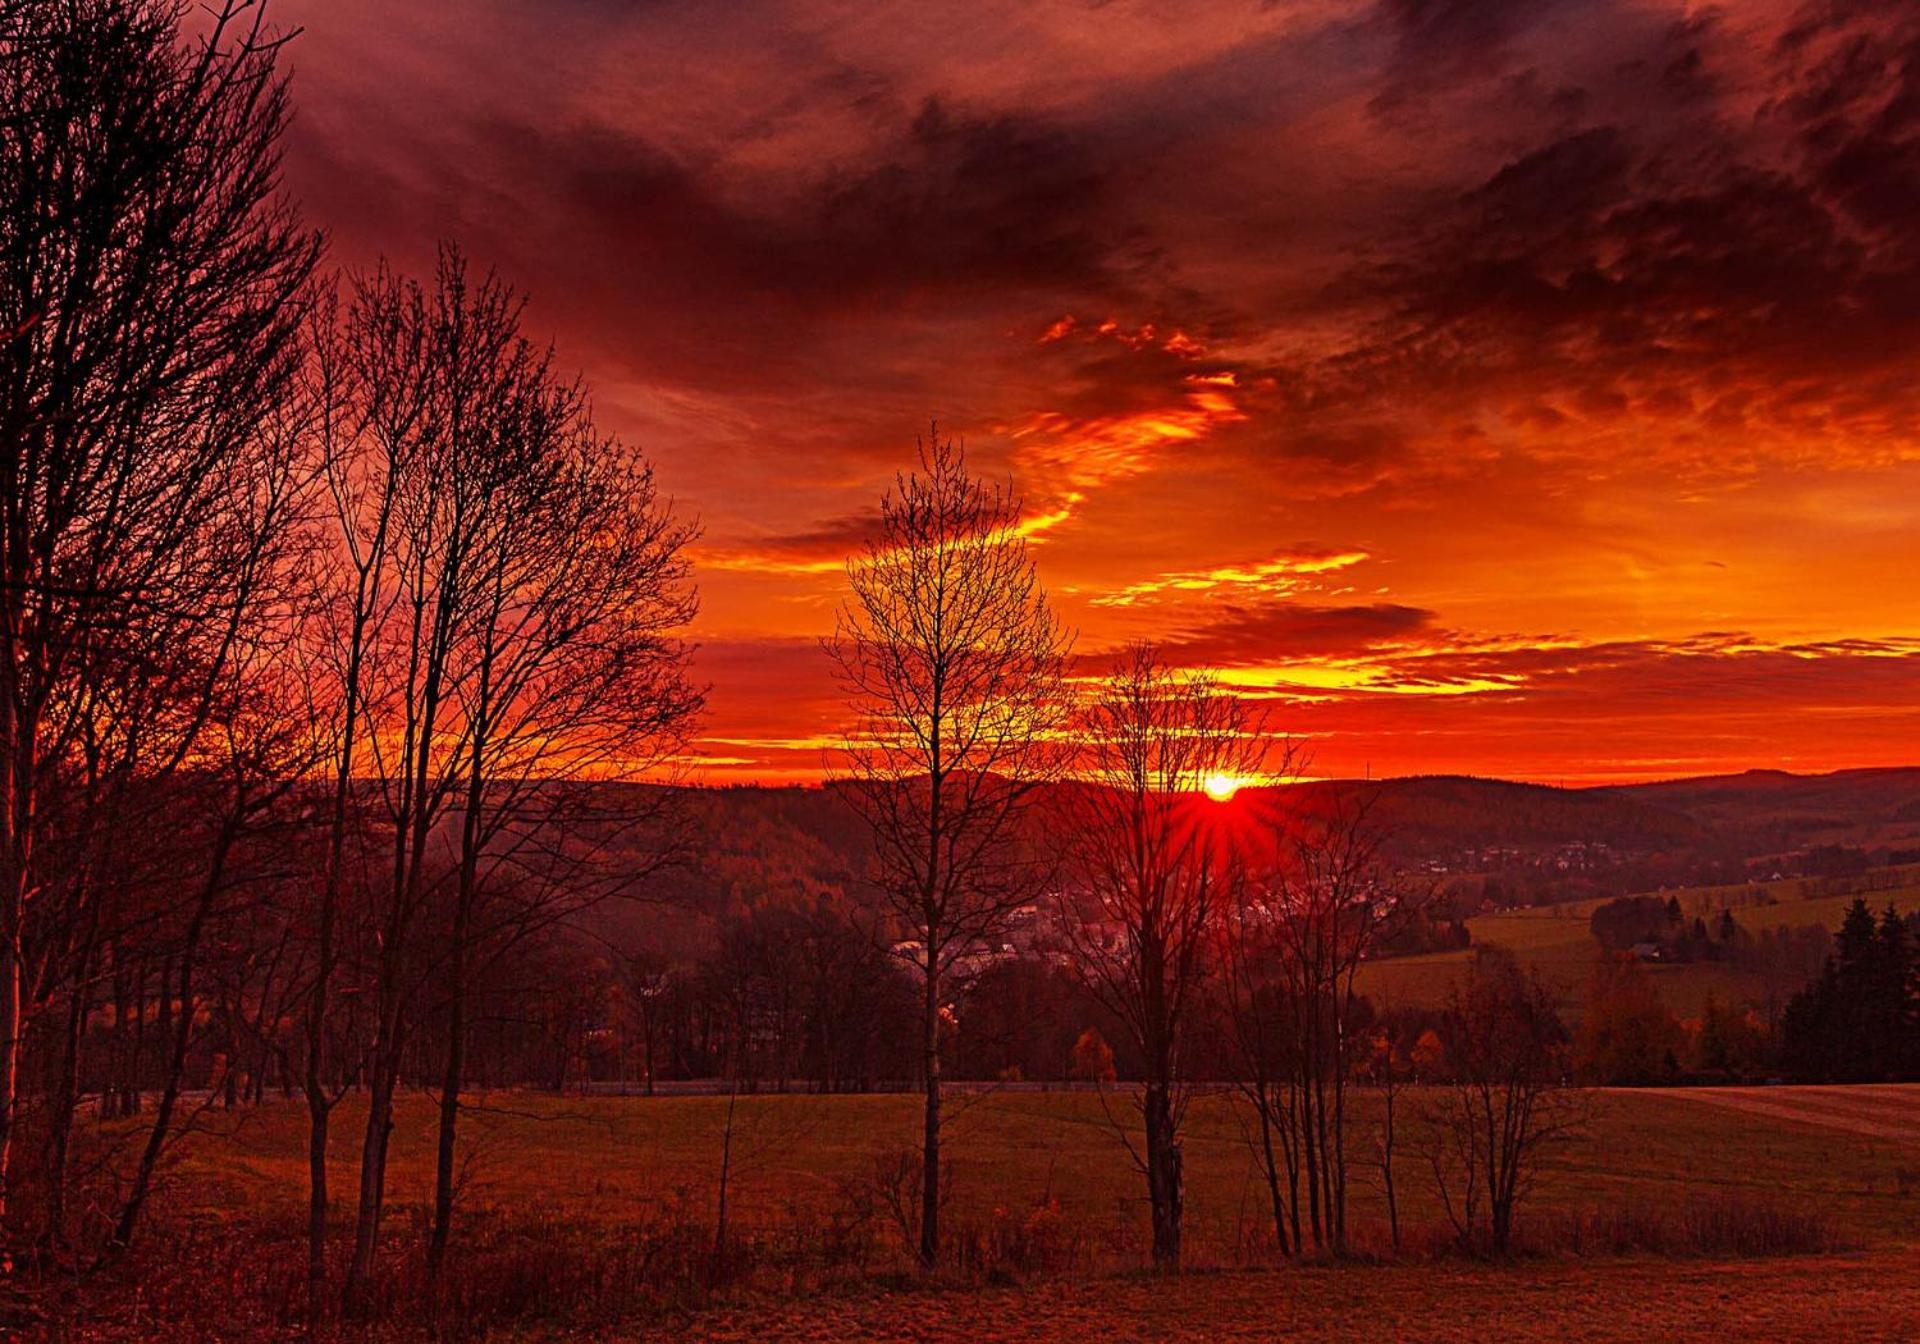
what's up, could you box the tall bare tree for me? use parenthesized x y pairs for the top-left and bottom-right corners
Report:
(1058, 644), (1270, 1269)
(308, 247), (700, 1310)
(1221, 789), (1421, 1255)
(827, 430), (1069, 1267)
(418, 312), (700, 1276)
(299, 268), (422, 1321)
(0, 0), (318, 1224)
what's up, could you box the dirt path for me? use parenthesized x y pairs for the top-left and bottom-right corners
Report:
(1633, 1085), (1920, 1145)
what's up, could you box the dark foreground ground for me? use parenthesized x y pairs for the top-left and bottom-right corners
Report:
(673, 1249), (1920, 1343)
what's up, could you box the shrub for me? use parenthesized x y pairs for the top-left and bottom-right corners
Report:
(1520, 1195), (1845, 1259)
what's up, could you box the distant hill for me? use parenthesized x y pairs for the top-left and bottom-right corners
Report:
(1247, 775), (1706, 856)
(588, 769), (1920, 946)
(1604, 767), (1920, 852)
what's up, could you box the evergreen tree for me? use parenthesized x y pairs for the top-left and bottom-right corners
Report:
(1779, 898), (1918, 1082)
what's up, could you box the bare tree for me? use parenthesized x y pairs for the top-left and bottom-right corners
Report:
(1058, 644), (1268, 1269)
(345, 258), (519, 1312)
(299, 268), (421, 1322)
(0, 0), (319, 1225)
(305, 247), (700, 1307)
(420, 365), (701, 1272)
(1362, 1017), (1412, 1253)
(827, 429), (1069, 1268)
(106, 652), (322, 1252)
(1424, 946), (1583, 1254)
(1221, 789), (1421, 1255)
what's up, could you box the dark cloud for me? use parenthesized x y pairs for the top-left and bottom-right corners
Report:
(1150, 600), (1438, 666)
(1320, 22), (1920, 466)
(1369, 0), (1567, 115)
(698, 511), (883, 571)
(294, 84), (1146, 397)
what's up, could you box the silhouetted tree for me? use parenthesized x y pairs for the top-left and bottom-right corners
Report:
(1780, 899), (1917, 1081)
(0, 0), (319, 1226)
(1057, 644), (1269, 1269)
(827, 429), (1070, 1267)
(1222, 791), (1419, 1254)
(308, 248), (701, 1307)
(1424, 948), (1581, 1253)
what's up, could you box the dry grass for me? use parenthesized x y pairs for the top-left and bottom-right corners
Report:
(1357, 877), (1920, 1017)
(13, 1086), (1920, 1340)
(683, 1249), (1920, 1343)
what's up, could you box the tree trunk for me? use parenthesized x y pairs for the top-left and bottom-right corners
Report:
(1255, 1089), (1291, 1256)
(343, 1039), (399, 1315)
(1145, 1083), (1183, 1269)
(42, 892), (101, 1247)
(0, 887), (23, 1224)
(108, 822), (233, 1252)
(427, 919), (469, 1276)
(918, 950), (941, 1269)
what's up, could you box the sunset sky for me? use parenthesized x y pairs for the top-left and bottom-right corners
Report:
(278, 0), (1919, 784)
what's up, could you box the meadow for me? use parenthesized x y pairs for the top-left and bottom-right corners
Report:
(1359, 870), (1920, 1018)
(27, 1084), (1920, 1340)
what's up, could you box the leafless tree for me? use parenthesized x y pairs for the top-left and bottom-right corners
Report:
(305, 247), (699, 1307)
(1362, 1018), (1412, 1253)
(1423, 946), (1584, 1254)
(298, 268), (417, 1322)
(1220, 789), (1421, 1255)
(826, 429), (1069, 1267)
(105, 651), (322, 1252)
(0, 0), (319, 1227)
(416, 297), (699, 1276)
(1057, 644), (1269, 1269)
(622, 950), (674, 1097)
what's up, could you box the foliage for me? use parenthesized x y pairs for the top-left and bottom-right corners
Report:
(1573, 954), (1683, 1085)
(1780, 899), (1918, 1081)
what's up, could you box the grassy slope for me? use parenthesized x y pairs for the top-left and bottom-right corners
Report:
(1358, 872), (1920, 1019)
(162, 1087), (1920, 1255)
(53, 1087), (1920, 1340)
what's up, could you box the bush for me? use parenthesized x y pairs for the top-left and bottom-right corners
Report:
(947, 1198), (1084, 1280)
(1521, 1195), (1845, 1259)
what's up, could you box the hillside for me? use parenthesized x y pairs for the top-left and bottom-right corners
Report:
(584, 769), (1920, 958)
(1250, 775), (1705, 856)
(1357, 866), (1920, 1019)
(1606, 767), (1920, 853)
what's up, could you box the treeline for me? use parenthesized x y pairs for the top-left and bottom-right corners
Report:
(1780, 900), (1919, 1082)
(1569, 898), (1920, 1085)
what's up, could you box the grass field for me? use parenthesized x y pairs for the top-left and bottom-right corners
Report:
(141, 1085), (1920, 1248)
(687, 1250), (1920, 1342)
(31, 1084), (1920, 1340)
(1359, 873), (1920, 1018)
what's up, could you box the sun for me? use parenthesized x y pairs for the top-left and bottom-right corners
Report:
(1202, 772), (1243, 803)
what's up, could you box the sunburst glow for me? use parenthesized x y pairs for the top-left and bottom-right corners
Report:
(1202, 772), (1243, 802)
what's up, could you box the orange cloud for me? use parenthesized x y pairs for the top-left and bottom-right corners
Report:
(1093, 547), (1371, 607)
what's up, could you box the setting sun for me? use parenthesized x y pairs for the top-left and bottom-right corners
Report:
(1203, 772), (1242, 802)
